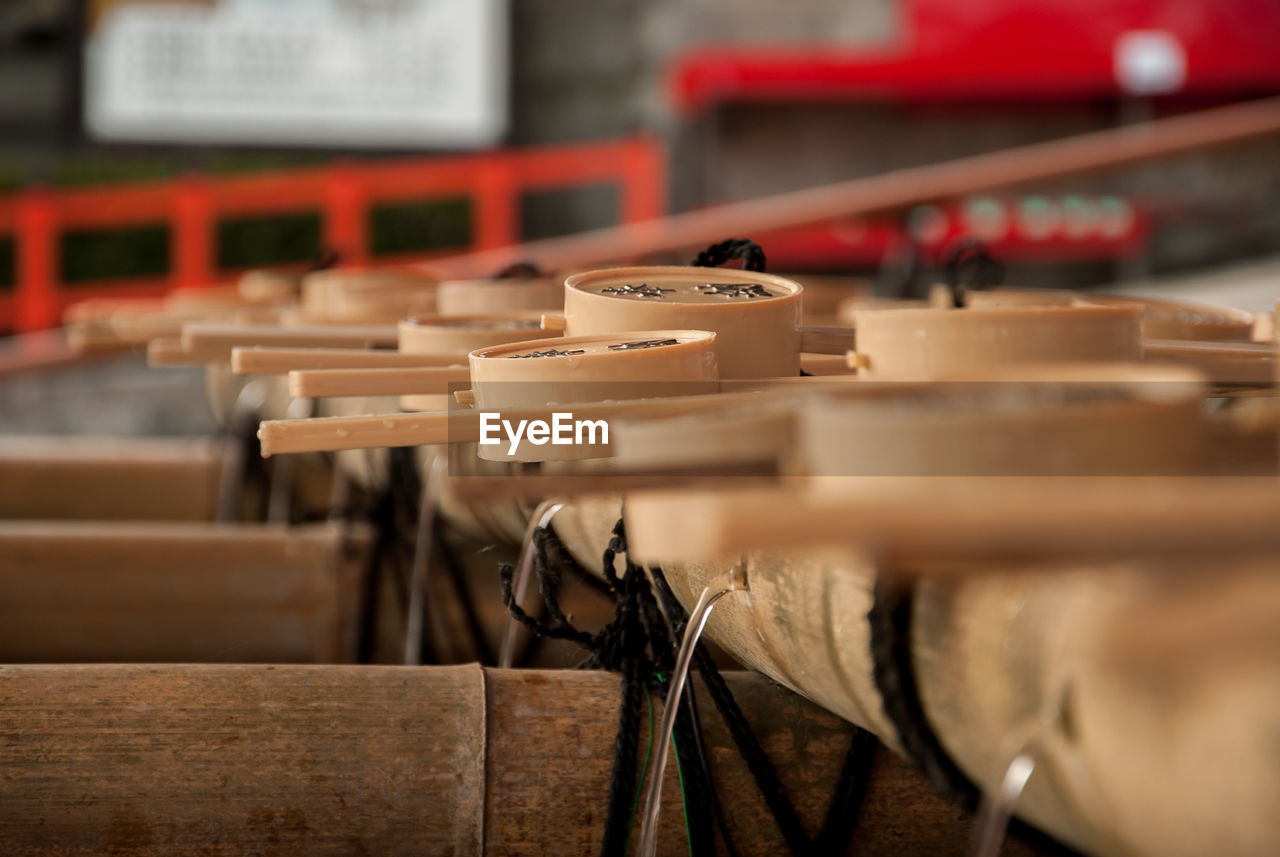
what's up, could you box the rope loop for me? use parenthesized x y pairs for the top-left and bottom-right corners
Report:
(691, 238), (767, 273)
(493, 261), (545, 279)
(944, 238), (1004, 308)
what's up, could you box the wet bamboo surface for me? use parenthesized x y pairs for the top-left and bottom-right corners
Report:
(0, 664), (1058, 857)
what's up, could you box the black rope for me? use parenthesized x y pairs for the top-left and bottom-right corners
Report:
(502, 519), (877, 857)
(814, 726), (879, 854)
(944, 238), (1004, 308)
(682, 680), (742, 857)
(499, 520), (715, 855)
(691, 238), (767, 273)
(867, 577), (978, 808)
(648, 565), (817, 856)
(493, 261), (545, 279)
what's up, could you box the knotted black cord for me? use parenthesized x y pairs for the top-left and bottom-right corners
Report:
(944, 238), (1004, 308)
(691, 238), (768, 273)
(867, 577), (978, 808)
(500, 520), (714, 855)
(493, 261), (545, 279)
(502, 518), (877, 857)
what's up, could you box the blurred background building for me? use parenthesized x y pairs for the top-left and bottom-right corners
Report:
(2, 0), (1280, 336)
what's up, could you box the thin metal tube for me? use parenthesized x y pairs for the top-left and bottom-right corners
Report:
(497, 500), (564, 668)
(637, 565), (746, 857)
(972, 747), (1039, 857)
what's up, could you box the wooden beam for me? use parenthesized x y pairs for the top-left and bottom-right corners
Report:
(420, 97), (1280, 278)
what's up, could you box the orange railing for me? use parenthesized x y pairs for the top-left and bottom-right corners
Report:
(0, 137), (665, 332)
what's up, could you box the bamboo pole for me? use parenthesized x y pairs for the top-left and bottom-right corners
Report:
(0, 436), (222, 521)
(231, 347), (463, 375)
(288, 366), (470, 398)
(623, 477), (1280, 565)
(181, 323), (400, 362)
(256, 387), (851, 456)
(145, 337), (201, 366)
(547, 497), (1280, 857)
(0, 664), (1055, 857)
(0, 522), (368, 663)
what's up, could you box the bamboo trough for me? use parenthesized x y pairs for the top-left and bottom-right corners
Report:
(0, 665), (1063, 857)
(19, 98), (1280, 857)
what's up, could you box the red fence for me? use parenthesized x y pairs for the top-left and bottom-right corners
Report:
(0, 137), (665, 332)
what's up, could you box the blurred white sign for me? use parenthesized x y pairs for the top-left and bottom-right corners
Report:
(84, 0), (508, 148)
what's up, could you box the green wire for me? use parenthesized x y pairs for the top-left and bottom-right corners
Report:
(623, 689), (656, 854)
(672, 741), (694, 857)
(625, 678), (695, 857)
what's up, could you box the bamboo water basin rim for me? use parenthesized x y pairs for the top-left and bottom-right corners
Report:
(623, 477), (1280, 564)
